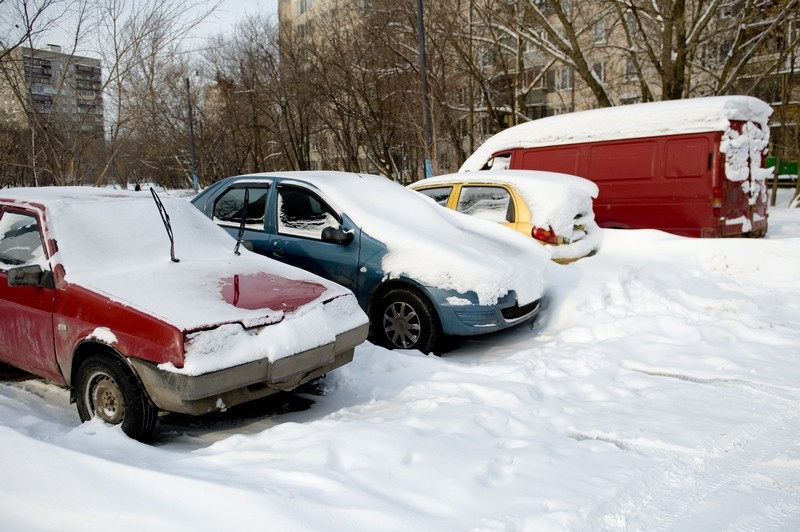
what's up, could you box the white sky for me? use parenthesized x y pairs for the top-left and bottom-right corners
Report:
(186, 0), (279, 53)
(21, 0), (278, 57)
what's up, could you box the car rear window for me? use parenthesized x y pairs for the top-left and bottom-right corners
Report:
(0, 211), (45, 268)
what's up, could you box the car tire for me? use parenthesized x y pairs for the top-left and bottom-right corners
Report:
(75, 353), (158, 441)
(373, 288), (440, 354)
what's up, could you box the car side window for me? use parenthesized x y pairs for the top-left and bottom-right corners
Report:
(0, 211), (45, 269)
(277, 186), (340, 240)
(416, 186), (452, 206)
(212, 185), (270, 230)
(456, 186), (515, 223)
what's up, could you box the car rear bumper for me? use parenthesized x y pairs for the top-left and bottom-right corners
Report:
(129, 322), (368, 416)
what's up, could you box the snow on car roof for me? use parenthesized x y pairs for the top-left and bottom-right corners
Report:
(410, 170), (601, 261)
(460, 95), (773, 172)
(413, 169), (598, 230)
(236, 171), (549, 306)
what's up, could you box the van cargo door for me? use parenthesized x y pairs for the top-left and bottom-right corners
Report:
(720, 120), (770, 237)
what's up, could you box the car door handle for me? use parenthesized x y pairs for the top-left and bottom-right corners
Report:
(271, 248), (286, 259)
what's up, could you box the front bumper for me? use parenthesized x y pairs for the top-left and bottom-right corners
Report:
(129, 322), (368, 416)
(434, 290), (543, 337)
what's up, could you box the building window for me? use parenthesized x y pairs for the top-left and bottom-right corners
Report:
(523, 66), (544, 89)
(592, 62), (605, 83)
(625, 56), (637, 82)
(593, 19), (606, 44)
(625, 11), (639, 38)
(296, 0), (313, 16)
(556, 68), (573, 90)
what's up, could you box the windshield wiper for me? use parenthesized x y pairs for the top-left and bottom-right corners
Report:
(150, 187), (179, 263)
(234, 187), (250, 256)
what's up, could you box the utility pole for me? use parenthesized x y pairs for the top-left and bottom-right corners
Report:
(185, 77), (199, 193)
(416, 0), (434, 178)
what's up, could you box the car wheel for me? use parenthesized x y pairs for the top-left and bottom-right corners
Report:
(75, 353), (158, 441)
(374, 288), (440, 354)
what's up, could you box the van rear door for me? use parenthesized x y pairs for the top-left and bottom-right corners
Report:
(719, 120), (770, 237)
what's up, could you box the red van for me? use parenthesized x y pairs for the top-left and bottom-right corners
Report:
(460, 96), (773, 238)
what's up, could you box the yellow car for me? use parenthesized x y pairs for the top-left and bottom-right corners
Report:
(408, 169), (601, 263)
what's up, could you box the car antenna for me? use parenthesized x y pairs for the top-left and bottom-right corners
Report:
(149, 187), (179, 263)
(234, 187), (250, 256)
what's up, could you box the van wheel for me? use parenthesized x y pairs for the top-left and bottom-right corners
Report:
(373, 288), (440, 354)
(75, 354), (158, 441)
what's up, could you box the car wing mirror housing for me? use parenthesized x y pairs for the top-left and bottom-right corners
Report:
(322, 226), (354, 245)
(7, 264), (55, 289)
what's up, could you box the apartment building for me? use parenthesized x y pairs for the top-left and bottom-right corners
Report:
(0, 44), (104, 136)
(277, 0), (798, 175)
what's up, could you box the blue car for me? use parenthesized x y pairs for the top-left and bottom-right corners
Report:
(192, 171), (547, 354)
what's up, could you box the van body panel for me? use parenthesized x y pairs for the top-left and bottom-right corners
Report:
(463, 96), (772, 238)
(500, 131), (767, 238)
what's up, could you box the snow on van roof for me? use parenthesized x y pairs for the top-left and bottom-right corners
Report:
(460, 96), (773, 172)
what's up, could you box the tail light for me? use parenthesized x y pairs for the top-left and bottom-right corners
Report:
(712, 185), (722, 218)
(532, 226), (558, 244)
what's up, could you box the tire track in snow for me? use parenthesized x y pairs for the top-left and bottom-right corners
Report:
(585, 371), (800, 531)
(628, 366), (800, 403)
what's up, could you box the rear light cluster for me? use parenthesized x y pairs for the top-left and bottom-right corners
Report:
(712, 185), (722, 218)
(532, 226), (558, 244)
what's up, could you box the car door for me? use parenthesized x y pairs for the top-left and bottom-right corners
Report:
(266, 183), (360, 293)
(0, 208), (59, 380)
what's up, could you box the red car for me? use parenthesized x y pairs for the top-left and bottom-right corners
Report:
(0, 187), (368, 440)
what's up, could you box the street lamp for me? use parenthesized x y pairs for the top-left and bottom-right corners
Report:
(416, 0), (434, 178)
(185, 77), (199, 193)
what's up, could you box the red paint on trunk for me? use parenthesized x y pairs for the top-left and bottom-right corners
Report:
(220, 272), (326, 311)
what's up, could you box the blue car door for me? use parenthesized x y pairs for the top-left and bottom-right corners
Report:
(266, 183), (361, 293)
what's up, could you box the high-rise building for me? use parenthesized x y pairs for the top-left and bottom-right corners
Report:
(0, 44), (104, 136)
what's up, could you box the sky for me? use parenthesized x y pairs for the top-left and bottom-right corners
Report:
(11, 0), (278, 57)
(186, 0), (279, 53)
(1, 187), (799, 531)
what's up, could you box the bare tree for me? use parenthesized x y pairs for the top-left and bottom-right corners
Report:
(0, 0), (219, 187)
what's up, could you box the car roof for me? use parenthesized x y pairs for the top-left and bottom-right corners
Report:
(410, 170), (598, 198)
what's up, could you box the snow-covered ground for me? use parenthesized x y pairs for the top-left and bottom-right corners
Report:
(1, 189), (799, 531)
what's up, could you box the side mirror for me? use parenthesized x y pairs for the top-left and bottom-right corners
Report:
(7, 264), (54, 289)
(321, 226), (354, 246)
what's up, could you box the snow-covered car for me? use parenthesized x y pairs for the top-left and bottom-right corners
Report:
(0, 187), (369, 440)
(191, 171), (548, 354)
(408, 170), (601, 263)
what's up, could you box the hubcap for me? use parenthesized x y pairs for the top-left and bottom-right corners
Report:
(88, 374), (124, 424)
(383, 301), (421, 348)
